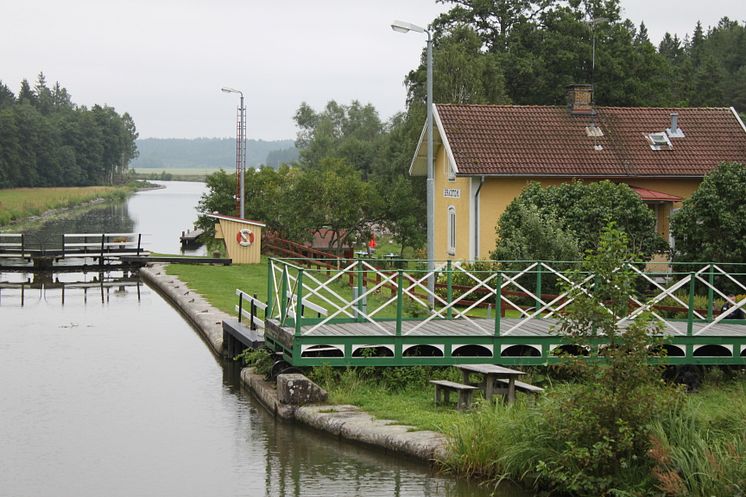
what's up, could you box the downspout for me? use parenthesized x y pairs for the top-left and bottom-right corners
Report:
(474, 176), (485, 259)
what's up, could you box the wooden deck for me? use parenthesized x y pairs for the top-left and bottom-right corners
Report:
(280, 318), (746, 338)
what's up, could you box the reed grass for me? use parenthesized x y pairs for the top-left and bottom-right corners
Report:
(0, 186), (127, 226)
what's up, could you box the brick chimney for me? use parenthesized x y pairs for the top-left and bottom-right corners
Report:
(566, 84), (594, 115)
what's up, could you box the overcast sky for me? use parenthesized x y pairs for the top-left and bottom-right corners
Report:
(2, 0), (743, 140)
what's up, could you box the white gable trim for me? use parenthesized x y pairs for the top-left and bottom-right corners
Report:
(206, 213), (266, 227)
(407, 121), (428, 176)
(732, 107), (746, 134)
(434, 105), (459, 175)
(407, 104), (459, 177)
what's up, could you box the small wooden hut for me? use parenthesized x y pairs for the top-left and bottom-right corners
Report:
(207, 214), (265, 264)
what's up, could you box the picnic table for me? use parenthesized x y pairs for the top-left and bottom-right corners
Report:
(456, 364), (526, 403)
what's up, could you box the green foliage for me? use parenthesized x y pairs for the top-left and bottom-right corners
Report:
(195, 169), (235, 233)
(649, 403), (746, 496)
(671, 162), (746, 263)
(493, 181), (667, 261)
(234, 347), (273, 376)
(492, 202), (580, 262)
(424, 3), (745, 110)
(0, 74), (138, 188)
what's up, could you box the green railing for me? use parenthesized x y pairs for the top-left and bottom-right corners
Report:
(266, 258), (746, 335)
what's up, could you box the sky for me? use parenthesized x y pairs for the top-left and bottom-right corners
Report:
(2, 0), (743, 140)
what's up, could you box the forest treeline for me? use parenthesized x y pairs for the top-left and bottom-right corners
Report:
(131, 138), (297, 169)
(0, 73), (138, 188)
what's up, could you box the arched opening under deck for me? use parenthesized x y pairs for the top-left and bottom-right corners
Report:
(693, 345), (732, 357)
(452, 345), (492, 357)
(301, 345), (344, 358)
(501, 344), (541, 357)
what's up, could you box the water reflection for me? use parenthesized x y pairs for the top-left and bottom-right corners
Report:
(20, 181), (207, 256)
(0, 269), (141, 307)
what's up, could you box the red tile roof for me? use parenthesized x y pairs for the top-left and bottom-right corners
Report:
(629, 185), (682, 202)
(421, 105), (746, 177)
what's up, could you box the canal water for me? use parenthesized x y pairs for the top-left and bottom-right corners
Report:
(0, 182), (527, 497)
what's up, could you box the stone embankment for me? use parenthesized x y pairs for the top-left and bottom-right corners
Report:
(141, 263), (448, 463)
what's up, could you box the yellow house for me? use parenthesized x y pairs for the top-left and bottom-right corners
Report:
(409, 85), (746, 260)
(208, 213), (265, 264)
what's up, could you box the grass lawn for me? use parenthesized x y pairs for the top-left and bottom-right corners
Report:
(0, 185), (131, 227)
(164, 257), (269, 314)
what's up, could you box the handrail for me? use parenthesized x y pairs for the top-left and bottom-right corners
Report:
(266, 258), (746, 337)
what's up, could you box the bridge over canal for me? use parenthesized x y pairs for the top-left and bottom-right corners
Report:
(236, 258), (746, 368)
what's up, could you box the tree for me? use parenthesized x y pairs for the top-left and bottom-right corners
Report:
(536, 224), (678, 494)
(492, 202), (580, 261)
(294, 100), (383, 179)
(195, 169), (236, 235)
(294, 158), (375, 249)
(493, 181), (667, 261)
(670, 162), (746, 263)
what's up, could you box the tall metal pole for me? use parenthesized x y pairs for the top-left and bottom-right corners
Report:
(239, 93), (246, 219)
(425, 30), (434, 307)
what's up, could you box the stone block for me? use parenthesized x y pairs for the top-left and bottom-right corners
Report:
(276, 374), (328, 406)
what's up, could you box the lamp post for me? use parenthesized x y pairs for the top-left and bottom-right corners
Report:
(391, 19), (434, 306)
(221, 87), (246, 219)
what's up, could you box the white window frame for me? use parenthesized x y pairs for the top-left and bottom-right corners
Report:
(447, 206), (456, 256)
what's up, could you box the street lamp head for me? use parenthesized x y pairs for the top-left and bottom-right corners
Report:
(221, 87), (240, 94)
(390, 19), (426, 34)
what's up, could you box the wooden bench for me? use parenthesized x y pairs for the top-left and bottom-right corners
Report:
(494, 378), (544, 397)
(430, 380), (479, 411)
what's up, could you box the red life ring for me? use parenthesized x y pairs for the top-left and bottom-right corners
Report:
(236, 228), (254, 247)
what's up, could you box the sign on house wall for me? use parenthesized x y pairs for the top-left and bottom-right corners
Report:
(443, 188), (461, 198)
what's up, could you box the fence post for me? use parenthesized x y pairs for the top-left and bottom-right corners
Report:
(707, 264), (715, 321)
(495, 271), (502, 336)
(280, 264), (288, 323)
(687, 272), (696, 336)
(100, 234), (106, 260)
(251, 293), (257, 331)
(396, 270), (403, 336)
(238, 291), (244, 323)
(137, 234), (142, 256)
(535, 261), (543, 318)
(267, 259), (275, 318)
(295, 269), (304, 337)
(357, 260), (364, 322)
(446, 260), (453, 320)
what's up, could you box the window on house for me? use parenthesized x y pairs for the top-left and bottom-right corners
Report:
(448, 206), (456, 256)
(646, 132), (673, 150)
(446, 160), (455, 181)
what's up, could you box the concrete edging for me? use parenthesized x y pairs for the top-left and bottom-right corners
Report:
(139, 263), (228, 355)
(141, 263), (448, 463)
